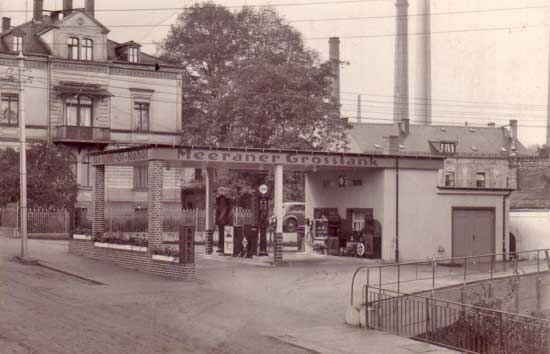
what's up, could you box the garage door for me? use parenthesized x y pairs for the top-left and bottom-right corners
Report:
(452, 209), (495, 258)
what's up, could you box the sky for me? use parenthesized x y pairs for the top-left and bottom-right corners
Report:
(2, 0), (550, 147)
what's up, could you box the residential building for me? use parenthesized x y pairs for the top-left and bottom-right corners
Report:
(349, 118), (527, 190)
(0, 0), (196, 220)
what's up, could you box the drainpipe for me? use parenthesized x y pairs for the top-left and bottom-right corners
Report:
(395, 157), (400, 263)
(502, 193), (510, 262)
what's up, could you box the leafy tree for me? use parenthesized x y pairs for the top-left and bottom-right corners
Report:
(0, 142), (78, 209)
(160, 2), (349, 201)
(536, 144), (550, 158)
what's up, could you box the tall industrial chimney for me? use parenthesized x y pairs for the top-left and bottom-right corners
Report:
(329, 37), (341, 118)
(418, 0), (432, 125)
(547, 26), (550, 146)
(393, 0), (409, 124)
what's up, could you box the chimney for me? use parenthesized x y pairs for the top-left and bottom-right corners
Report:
(384, 135), (400, 154)
(63, 0), (73, 17)
(329, 37), (340, 118)
(85, 0), (95, 17)
(510, 119), (518, 140)
(399, 118), (410, 135)
(33, 0), (44, 22)
(2, 17), (10, 32)
(393, 0), (409, 124)
(51, 11), (60, 22)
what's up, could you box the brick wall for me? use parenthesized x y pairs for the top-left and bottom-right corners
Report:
(68, 239), (195, 280)
(148, 160), (164, 250)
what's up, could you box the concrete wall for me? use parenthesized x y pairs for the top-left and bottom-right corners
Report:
(306, 167), (508, 262)
(510, 210), (550, 254)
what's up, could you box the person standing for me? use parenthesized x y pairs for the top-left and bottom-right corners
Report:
(215, 187), (233, 253)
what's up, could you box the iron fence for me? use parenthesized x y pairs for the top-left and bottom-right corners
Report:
(351, 249), (550, 307)
(364, 286), (550, 354)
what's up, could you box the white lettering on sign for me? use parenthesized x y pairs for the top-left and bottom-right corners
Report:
(176, 148), (378, 168)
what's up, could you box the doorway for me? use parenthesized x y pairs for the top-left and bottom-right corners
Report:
(452, 208), (495, 258)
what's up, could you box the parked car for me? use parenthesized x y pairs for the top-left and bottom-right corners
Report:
(283, 202), (305, 232)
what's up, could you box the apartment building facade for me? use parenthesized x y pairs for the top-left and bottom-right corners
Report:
(0, 0), (196, 217)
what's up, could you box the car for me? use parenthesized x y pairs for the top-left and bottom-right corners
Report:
(282, 202), (305, 233)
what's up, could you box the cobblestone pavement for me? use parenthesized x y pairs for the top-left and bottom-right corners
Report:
(0, 238), (454, 354)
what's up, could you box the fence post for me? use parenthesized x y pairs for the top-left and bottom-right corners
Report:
(365, 284), (369, 329)
(425, 297), (430, 343)
(179, 225), (194, 264)
(499, 312), (504, 353)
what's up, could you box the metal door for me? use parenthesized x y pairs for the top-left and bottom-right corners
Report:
(452, 209), (495, 258)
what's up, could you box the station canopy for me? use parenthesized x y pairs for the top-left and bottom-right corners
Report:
(91, 144), (445, 171)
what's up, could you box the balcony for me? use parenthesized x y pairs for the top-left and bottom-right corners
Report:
(53, 126), (111, 145)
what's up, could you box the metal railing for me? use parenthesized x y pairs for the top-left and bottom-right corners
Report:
(364, 286), (550, 354)
(53, 125), (111, 142)
(351, 248), (550, 307)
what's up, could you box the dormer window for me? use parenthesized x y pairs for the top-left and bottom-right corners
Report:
(13, 35), (23, 52)
(81, 38), (93, 61)
(68, 37), (79, 59)
(440, 142), (456, 154)
(128, 47), (139, 63)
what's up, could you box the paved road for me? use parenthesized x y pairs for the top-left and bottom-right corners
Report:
(0, 238), (454, 354)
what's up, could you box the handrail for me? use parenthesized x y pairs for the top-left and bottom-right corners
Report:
(365, 285), (550, 325)
(350, 248), (550, 306)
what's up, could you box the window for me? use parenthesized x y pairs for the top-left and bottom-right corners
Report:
(1, 93), (19, 126)
(476, 172), (486, 188)
(352, 211), (366, 232)
(68, 37), (79, 59)
(194, 168), (203, 181)
(13, 35), (23, 52)
(440, 142), (456, 154)
(444, 172), (455, 187)
(134, 101), (149, 131)
(133, 166), (148, 189)
(81, 155), (91, 187)
(81, 38), (93, 61)
(66, 95), (93, 126)
(128, 47), (139, 63)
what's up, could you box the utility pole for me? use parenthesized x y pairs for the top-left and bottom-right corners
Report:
(18, 51), (28, 259)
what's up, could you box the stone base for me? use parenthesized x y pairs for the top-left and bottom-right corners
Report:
(69, 239), (195, 280)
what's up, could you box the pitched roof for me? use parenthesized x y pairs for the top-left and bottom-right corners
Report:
(0, 12), (166, 66)
(349, 122), (528, 156)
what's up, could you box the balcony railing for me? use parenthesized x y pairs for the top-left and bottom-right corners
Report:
(53, 125), (111, 144)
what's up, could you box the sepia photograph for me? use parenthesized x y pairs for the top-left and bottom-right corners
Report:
(0, 0), (549, 353)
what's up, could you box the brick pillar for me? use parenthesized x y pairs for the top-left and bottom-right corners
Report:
(92, 165), (105, 237)
(274, 232), (283, 264)
(148, 160), (164, 252)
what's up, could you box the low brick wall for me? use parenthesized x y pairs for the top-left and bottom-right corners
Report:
(68, 239), (195, 280)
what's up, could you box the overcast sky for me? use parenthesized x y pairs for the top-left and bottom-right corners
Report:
(3, 0), (550, 146)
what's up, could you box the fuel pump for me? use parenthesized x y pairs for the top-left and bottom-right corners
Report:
(257, 184), (269, 256)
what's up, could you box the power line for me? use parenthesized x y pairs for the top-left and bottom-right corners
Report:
(15, 4), (550, 28)
(2, 0), (391, 13)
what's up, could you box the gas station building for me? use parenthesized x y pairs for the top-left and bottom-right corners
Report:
(87, 144), (511, 269)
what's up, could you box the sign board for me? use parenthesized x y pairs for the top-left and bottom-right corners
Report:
(224, 226), (234, 256)
(258, 184), (269, 195)
(174, 148), (381, 168)
(92, 149), (148, 166)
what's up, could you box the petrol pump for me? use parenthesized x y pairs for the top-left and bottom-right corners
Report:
(257, 184), (269, 256)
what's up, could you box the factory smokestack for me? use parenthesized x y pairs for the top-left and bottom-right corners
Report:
(329, 37), (341, 118)
(393, 0), (409, 124)
(418, 0), (432, 125)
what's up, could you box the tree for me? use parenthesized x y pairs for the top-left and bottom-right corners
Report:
(159, 2), (349, 150)
(0, 142), (78, 209)
(160, 3), (350, 201)
(536, 144), (550, 158)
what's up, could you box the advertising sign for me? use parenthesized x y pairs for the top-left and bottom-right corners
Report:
(224, 226), (234, 255)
